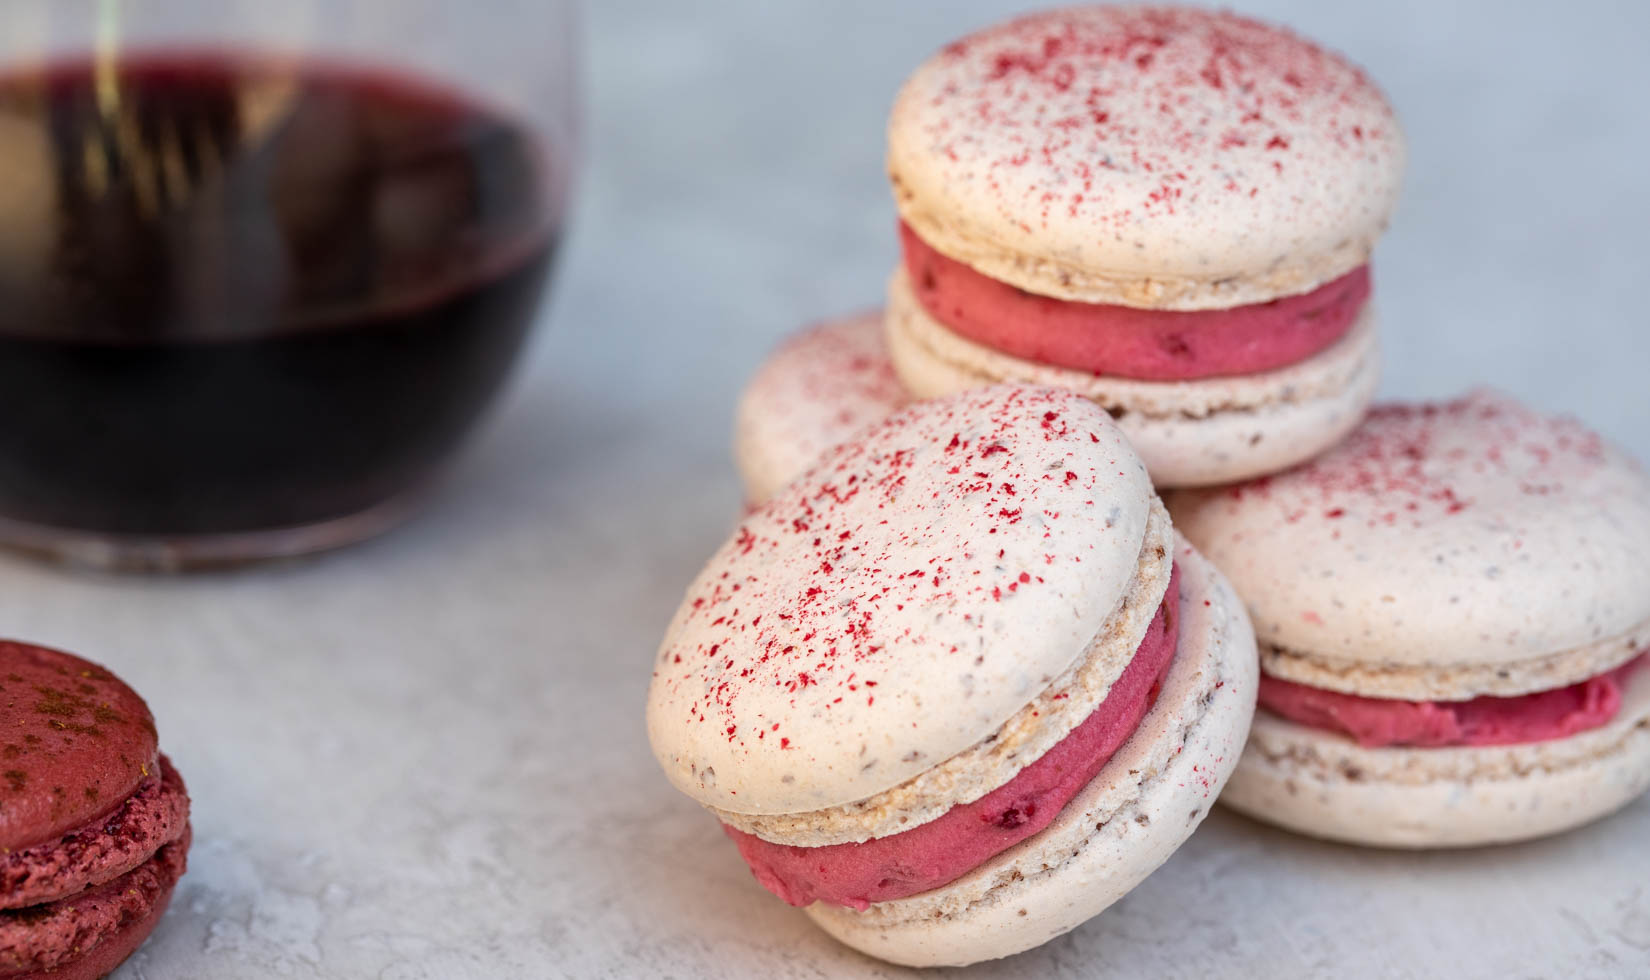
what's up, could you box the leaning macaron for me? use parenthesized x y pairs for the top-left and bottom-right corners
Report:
(0, 641), (191, 979)
(734, 312), (908, 505)
(885, 6), (1402, 487)
(649, 385), (1257, 966)
(1169, 391), (1650, 847)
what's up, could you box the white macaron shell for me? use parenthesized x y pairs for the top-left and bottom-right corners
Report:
(649, 386), (1155, 814)
(1170, 391), (1650, 675)
(889, 6), (1404, 309)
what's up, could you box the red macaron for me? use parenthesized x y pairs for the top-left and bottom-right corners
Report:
(0, 641), (190, 980)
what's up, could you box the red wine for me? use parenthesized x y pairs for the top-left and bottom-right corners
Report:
(0, 54), (558, 539)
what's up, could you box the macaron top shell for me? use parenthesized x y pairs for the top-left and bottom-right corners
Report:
(1170, 391), (1650, 679)
(649, 386), (1154, 814)
(889, 5), (1404, 309)
(0, 642), (159, 852)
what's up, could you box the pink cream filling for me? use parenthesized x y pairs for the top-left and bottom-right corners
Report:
(724, 567), (1181, 910)
(1259, 652), (1648, 748)
(899, 222), (1371, 381)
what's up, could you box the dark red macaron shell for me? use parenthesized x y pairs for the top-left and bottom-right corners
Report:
(0, 642), (160, 853)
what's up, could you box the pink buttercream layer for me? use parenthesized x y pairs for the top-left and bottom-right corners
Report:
(899, 222), (1371, 380)
(1259, 652), (1648, 748)
(725, 567), (1181, 910)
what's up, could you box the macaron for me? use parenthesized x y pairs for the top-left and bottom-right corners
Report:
(734, 312), (908, 505)
(0, 641), (191, 979)
(1169, 391), (1650, 847)
(649, 385), (1257, 966)
(885, 5), (1404, 487)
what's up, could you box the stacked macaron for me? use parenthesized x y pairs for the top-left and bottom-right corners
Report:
(735, 7), (1404, 501)
(1170, 391), (1650, 846)
(0, 641), (191, 979)
(886, 6), (1402, 488)
(650, 385), (1257, 966)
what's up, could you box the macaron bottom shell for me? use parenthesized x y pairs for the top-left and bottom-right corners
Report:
(1223, 663), (1650, 848)
(0, 826), (188, 980)
(804, 541), (1258, 967)
(6, 890), (174, 980)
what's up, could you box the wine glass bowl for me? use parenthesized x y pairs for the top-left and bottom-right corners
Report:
(0, 0), (578, 570)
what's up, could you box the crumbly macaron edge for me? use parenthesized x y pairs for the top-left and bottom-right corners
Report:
(0, 754), (188, 911)
(1259, 616), (1650, 701)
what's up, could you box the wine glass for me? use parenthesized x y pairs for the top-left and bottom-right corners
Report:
(0, 0), (579, 570)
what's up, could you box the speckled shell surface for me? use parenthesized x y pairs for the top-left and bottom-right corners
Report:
(888, 5), (1404, 310)
(806, 539), (1258, 966)
(1169, 391), (1650, 692)
(735, 312), (908, 506)
(648, 386), (1155, 814)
